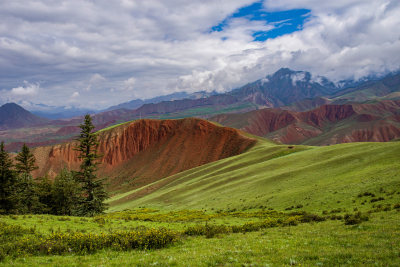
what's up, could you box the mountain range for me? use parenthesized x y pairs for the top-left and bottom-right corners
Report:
(2, 68), (400, 151)
(211, 100), (400, 145)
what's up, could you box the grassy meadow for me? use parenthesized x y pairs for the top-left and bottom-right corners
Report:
(1, 137), (400, 266)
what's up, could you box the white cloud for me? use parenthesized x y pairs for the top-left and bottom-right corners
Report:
(0, 0), (399, 109)
(10, 81), (39, 96)
(123, 77), (136, 91)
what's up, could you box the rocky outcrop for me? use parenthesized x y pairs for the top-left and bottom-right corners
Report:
(33, 118), (256, 191)
(211, 100), (400, 145)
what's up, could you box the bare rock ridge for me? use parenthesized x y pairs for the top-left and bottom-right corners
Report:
(33, 118), (256, 191)
(211, 100), (400, 145)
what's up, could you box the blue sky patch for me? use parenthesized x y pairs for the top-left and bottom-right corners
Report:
(211, 2), (311, 41)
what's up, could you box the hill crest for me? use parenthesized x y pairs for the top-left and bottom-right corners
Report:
(33, 118), (256, 192)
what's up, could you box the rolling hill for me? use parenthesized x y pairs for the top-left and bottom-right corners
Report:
(107, 134), (400, 213)
(32, 118), (256, 192)
(210, 100), (400, 145)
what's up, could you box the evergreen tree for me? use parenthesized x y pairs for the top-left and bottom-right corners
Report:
(75, 114), (108, 216)
(0, 142), (15, 214)
(12, 173), (40, 214)
(12, 144), (40, 214)
(15, 144), (38, 174)
(34, 175), (54, 214)
(52, 169), (82, 215)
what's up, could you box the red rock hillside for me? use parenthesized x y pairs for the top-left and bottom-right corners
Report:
(211, 100), (400, 145)
(32, 118), (256, 192)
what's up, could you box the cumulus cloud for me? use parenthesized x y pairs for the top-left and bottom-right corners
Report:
(0, 0), (399, 109)
(10, 81), (39, 96)
(123, 77), (136, 91)
(0, 81), (40, 105)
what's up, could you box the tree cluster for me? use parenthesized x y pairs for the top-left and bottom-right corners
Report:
(0, 114), (108, 216)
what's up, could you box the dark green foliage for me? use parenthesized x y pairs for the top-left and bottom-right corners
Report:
(357, 192), (376, 198)
(370, 197), (385, 203)
(344, 212), (369, 225)
(0, 142), (16, 214)
(75, 114), (108, 216)
(34, 176), (54, 214)
(11, 173), (41, 214)
(289, 211), (326, 223)
(51, 169), (82, 216)
(15, 144), (38, 175)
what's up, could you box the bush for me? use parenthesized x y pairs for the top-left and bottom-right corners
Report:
(344, 212), (369, 225)
(370, 197), (385, 203)
(357, 192), (376, 198)
(0, 226), (177, 258)
(299, 213), (326, 223)
(184, 224), (231, 238)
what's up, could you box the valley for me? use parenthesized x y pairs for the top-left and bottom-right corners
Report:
(1, 69), (400, 266)
(1, 134), (399, 265)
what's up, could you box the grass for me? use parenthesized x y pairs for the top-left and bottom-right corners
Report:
(96, 120), (136, 133)
(1, 209), (399, 266)
(1, 137), (400, 265)
(108, 139), (400, 213)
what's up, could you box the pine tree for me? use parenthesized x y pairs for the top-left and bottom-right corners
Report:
(12, 173), (40, 214)
(0, 141), (15, 214)
(75, 114), (108, 216)
(13, 144), (40, 214)
(15, 144), (38, 174)
(34, 175), (54, 214)
(52, 169), (81, 215)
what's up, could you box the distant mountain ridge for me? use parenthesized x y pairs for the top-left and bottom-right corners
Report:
(3, 68), (400, 150)
(211, 100), (400, 145)
(0, 103), (49, 130)
(105, 91), (217, 111)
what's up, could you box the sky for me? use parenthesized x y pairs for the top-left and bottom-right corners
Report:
(0, 0), (399, 110)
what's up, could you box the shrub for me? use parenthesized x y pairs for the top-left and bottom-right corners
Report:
(357, 192), (376, 198)
(344, 212), (369, 225)
(370, 197), (385, 203)
(184, 224), (231, 238)
(0, 226), (178, 259)
(299, 213), (326, 223)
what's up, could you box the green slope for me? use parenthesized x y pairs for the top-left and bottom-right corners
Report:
(109, 138), (400, 213)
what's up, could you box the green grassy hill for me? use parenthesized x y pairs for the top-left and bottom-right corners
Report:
(2, 136), (400, 266)
(109, 138), (400, 213)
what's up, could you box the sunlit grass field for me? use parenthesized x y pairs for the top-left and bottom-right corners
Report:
(1, 138), (400, 266)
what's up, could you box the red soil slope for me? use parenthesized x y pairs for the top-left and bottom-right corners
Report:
(211, 100), (400, 145)
(33, 118), (256, 192)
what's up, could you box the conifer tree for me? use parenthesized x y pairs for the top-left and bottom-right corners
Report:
(75, 114), (108, 216)
(52, 168), (81, 215)
(0, 141), (15, 214)
(13, 173), (40, 214)
(13, 144), (40, 213)
(34, 175), (54, 214)
(15, 144), (38, 174)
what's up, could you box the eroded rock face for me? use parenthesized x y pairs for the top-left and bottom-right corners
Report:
(33, 118), (256, 191)
(211, 100), (400, 145)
